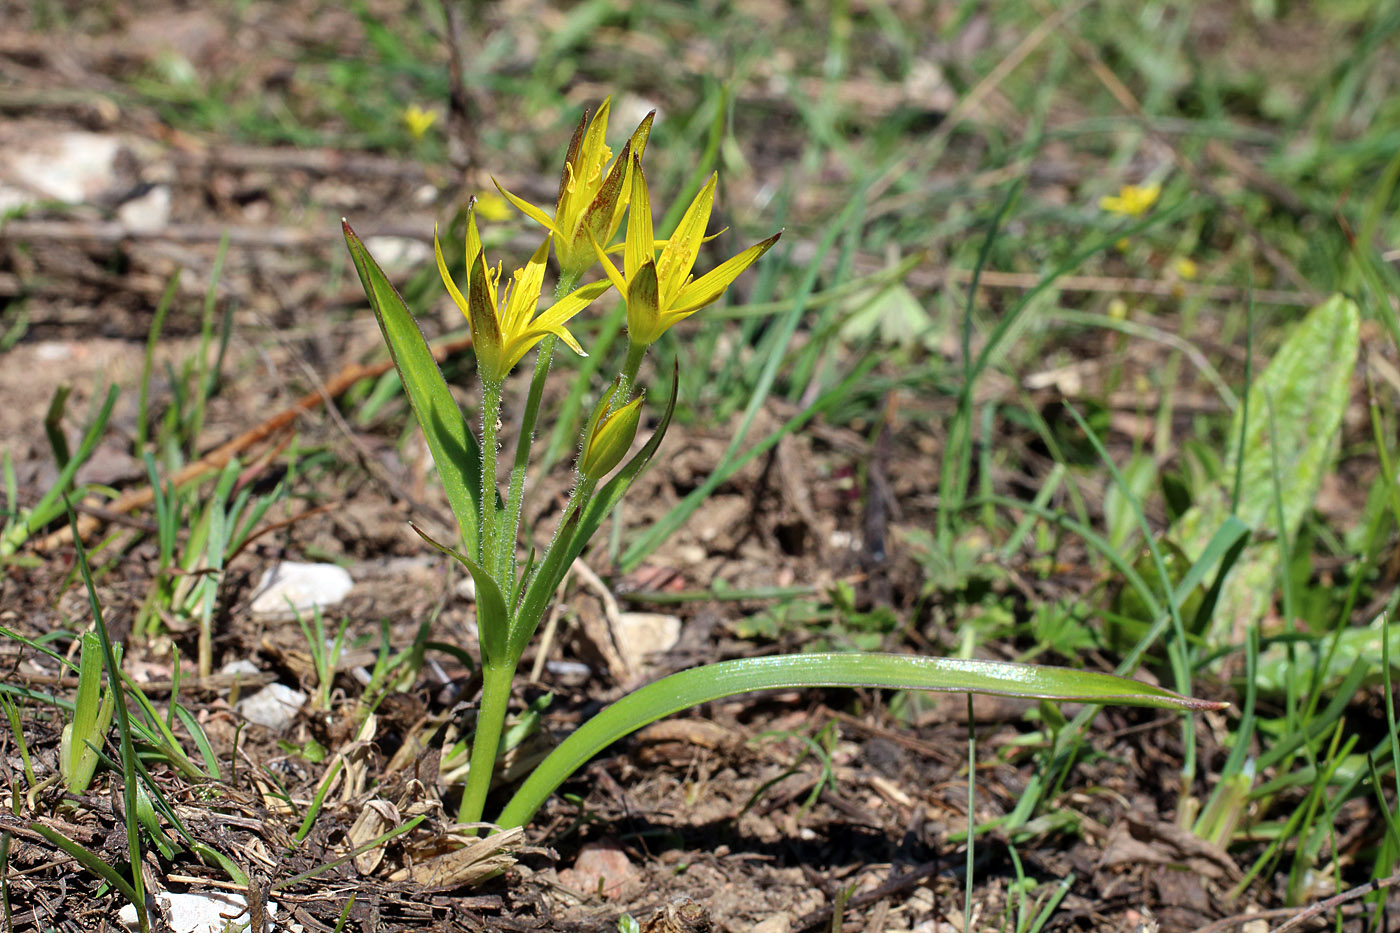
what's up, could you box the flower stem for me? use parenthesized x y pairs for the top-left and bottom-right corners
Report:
(458, 660), (517, 827)
(616, 340), (648, 403)
(479, 379), (504, 569)
(496, 270), (583, 585)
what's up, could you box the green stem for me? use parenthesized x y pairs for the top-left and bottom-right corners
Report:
(509, 475), (596, 658)
(496, 270), (582, 591)
(457, 660), (517, 826)
(498, 336), (554, 584)
(479, 379), (503, 569)
(617, 341), (648, 403)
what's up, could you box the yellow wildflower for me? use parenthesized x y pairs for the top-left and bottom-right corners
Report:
(434, 206), (611, 384)
(1175, 257), (1198, 280)
(402, 105), (439, 141)
(592, 154), (781, 348)
(495, 98), (655, 278)
(1099, 183), (1161, 218)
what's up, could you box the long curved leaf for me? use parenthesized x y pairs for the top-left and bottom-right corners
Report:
(344, 221), (484, 555)
(495, 652), (1224, 827)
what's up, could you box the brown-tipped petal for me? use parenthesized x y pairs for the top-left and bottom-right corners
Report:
(581, 139), (632, 248)
(625, 259), (663, 346)
(671, 231), (782, 315)
(466, 249), (504, 378)
(556, 110), (588, 212)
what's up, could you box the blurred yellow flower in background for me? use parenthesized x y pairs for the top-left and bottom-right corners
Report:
(402, 104), (439, 141)
(1100, 183), (1161, 217)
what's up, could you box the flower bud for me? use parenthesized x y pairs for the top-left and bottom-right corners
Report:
(579, 392), (645, 482)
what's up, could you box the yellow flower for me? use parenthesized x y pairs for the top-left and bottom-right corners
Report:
(402, 104), (439, 141)
(495, 98), (655, 278)
(1175, 257), (1198, 280)
(434, 206), (611, 384)
(579, 388), (645, 482)
(592, 154), (781, 348)
(1099, 183), (1161, 217)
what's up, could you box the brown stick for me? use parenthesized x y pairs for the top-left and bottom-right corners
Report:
(37, 333), (474, 550)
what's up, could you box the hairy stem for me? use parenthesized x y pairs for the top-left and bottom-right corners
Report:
(479, 379), (503, 570)
(616, 340), (648, 404)
(497, 270), (582, 592)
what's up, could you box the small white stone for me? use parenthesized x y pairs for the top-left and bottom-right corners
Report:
(235, 683), (308, 732)
(614, 612), (681, 673)
(220, 659), (262, 677)
(117, 184), (172, 232)
(250, 562), (353, 620)
(8, 131), (124, 204)
(752, 915), (792, 933)
(364, 235), (431, 274)
(119, 890), (279, 932)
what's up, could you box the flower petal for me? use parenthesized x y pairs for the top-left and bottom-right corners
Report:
(626, 259), (663, 346)
(494, 178), (561, 235)
(657, 174), (716, 308)
(434, 225), (469, 317)
(535, 280), (612, 339)
(466, 248), (504, 379)
(580, 138), (632, 252)
(588, 230), (630, 297)
(624, 153), (654, 283)
(555, 110), (588, 215)
(671, 231), (782, 314)
(502, 236), (552, 338)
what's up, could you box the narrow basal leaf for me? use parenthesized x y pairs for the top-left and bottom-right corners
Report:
(344, 221), (484, 555)
(495, 652), (1224, 827)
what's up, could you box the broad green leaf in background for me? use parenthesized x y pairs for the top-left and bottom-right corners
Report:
(343, 221), (485, 555)
(1170, 295), (1360, 648)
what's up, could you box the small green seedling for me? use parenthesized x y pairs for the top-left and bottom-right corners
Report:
(60, 632), (117, 796)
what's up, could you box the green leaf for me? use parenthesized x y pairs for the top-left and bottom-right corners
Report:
(495, 652), (1224, 828)
(1171, 295), (1361, 646)
(410, 522), (511, 668)
(344, 221), (484, 555)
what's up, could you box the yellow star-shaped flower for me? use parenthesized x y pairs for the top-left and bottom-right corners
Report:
(495, 98), (655, 279)
(592, 154), (781, 348)
(435, 206), (611, 384)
